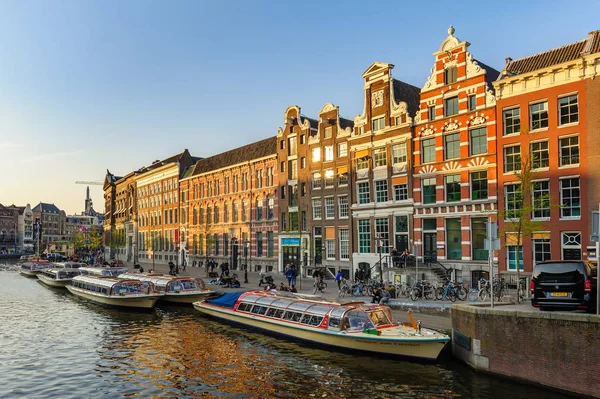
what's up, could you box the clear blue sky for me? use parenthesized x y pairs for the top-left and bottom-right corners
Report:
(1, 0), (599, 214)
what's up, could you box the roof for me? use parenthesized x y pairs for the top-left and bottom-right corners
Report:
(474, 59), (501, 85)
(392, 79), (421, 116)
(32, 203), (63, 214)
(339, 117), (354, 130)
(191, 136), (277, 176)
(300, 115), (319, 129)
(499, 30), (600, 79)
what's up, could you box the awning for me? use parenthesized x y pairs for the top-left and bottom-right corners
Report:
(325, 227), (335, 240)
(392, 175), (407, 185)
(354, 149), (369, 159)
(532, 232), (551, 239)
(337, 166), (348, 174)
(505, 233), (523, 245)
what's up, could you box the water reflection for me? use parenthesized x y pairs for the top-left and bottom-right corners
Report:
(0, 261), (570, 398)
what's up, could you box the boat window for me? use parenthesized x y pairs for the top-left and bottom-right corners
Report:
(282, 311), (302, 322)
(345, 310), (375, 331)
(304, 305), (333, 316)
(328, 317), (341, 329)
(270, 299), (293, 309)
(250, 305), (268, 315)
(287, 302), (312, 312)
(329, 308), (346, 320)
(241, 295), (260, 304)
(181, 281), (196, 290)
(256, 297), (278, 307)
(367, 309), (392, 326)
(238, 303), (251, 312)
(168, 283), (183, 292)
(266, 308), (284, 318)
(300, 314), (323, 326)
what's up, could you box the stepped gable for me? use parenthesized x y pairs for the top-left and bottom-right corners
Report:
(192, 136), (277, 175)
(392, 79), (421, 116)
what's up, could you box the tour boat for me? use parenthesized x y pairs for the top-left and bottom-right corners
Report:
(37, 268), (82, 288)
(78, 266), (128, 277)
(52, 262), (85, 269)
(66, 275), (162, 309)
(20, 260), (53, 277)
(118, 273), (215, 304)
(193, 290), (450, 360)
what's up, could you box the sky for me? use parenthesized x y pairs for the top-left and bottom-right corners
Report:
(1, 0), (599, 215)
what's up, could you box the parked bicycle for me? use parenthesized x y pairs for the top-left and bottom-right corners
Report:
(410, 280), (435, 301)
(313, 278), (327, 294)
(467, 278), (488, 302)
(436, 279), (463, 302)
(516, 277), (527, 304)
(338, 278), (352, 298)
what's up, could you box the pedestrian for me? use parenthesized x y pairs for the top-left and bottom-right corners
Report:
(168, 261), (175, 276)
(284, 264), (293, 286)
(335, 269), (344, 290)
(391, 247), (400, 267)
(210, 259), (216, 273)
(290, 264), (298, 287)
(183, 259), (187, 272)
(400, 250), (408, 268)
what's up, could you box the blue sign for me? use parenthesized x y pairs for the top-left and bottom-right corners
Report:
(282, 238), (301, 246)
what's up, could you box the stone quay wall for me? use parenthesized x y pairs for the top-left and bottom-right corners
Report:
(451, 304), (600, 398)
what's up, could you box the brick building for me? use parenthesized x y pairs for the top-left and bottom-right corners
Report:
(349, 62), (420, 279)
(0, 203), (19, 251)
(32, 202), (66, 250)
(493, 30), (600, 273)
(181, 138), (278, 272)
(412, 27), (500, 285)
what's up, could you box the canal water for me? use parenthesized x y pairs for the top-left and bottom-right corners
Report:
(0, 261), (569, 399)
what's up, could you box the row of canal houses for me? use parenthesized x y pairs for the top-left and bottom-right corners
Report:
(103, 27), (600, 286)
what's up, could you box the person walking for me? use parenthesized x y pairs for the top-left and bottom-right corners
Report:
(290, 264), (298, 287)
(182, 259), (187, 272)
(284, 264), (294, 286)
(335, 269), (344, 291)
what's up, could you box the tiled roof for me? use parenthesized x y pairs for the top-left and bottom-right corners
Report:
(339, 117), (354, 130)
(392, 79), (421, 116)
(192, 136), (277, 176)
(32, 202), (62, 214)
(499, 30), (600, 79)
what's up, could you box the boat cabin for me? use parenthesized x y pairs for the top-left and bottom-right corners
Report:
(117, 274), (205, 293)
(79, 267), (128, 277)
(71, 276), (150, 296)
(39, 269), (81, 280)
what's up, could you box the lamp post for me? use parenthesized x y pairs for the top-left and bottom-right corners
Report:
(376, 234), (383, 285)
(244, 239), (249, 283)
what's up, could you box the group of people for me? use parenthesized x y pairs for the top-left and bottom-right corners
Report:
(371, 284), (393, 304)
(283, 263), (298, 290)
(390, 248), (410, 268)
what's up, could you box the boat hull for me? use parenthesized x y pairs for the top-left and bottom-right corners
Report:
(20, 270), (41, 277)
(37, 274), (72, 288)
(161, 291), (215, 304)
(66, 286), (160, 309)
(193, 302), (448, 360)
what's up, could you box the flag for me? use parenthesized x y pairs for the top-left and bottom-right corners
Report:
(77, 225), (86, 233)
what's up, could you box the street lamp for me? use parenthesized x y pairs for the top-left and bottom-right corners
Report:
(376, 234), (384, 285)
(243, 239), (249, 284)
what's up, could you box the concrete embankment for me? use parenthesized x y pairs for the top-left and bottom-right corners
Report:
(452, 304), (600, 398)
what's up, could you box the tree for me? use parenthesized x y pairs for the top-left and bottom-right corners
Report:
(89, 227), (102, 249)
(111, 228), (126, 261)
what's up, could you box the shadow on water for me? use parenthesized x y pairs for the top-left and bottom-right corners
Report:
(0, 261), (575, 399)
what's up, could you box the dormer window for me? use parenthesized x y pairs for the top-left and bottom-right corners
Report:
(372, 117), (385, 132)
(444, 66), (457, 84)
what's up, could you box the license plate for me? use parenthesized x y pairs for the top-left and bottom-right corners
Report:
(551, 292), (568, 297)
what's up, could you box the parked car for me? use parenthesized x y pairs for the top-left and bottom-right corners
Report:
(531, 260), (597, 312)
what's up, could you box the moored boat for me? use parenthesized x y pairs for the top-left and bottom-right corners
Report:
(20, 260), (53, 277)
(52, 261), (85, 269)
(66, 275), (162, 309)
(118, 273), (215, 304)
(193, 290), (450, 360)
(37, 268), (82, 288)
(79, 266), (128, 277)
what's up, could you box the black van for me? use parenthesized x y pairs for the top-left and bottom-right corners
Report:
(530, 260), (597, 311)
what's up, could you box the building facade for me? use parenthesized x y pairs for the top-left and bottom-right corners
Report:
(18, 204), (34, 251)
(0, 204), (19, 251)
(493, 30), (600, 274)
(349, 62), (420, 280)
(32, 203), (66, 250)
(412, 27), (500, 285)
(182, 138), (278, 272)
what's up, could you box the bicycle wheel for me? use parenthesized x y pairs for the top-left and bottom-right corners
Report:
(410, 289), (420, 302)
(424, 287), (435, 300)
(321, 282), (327, 292)
(351, 286), (361, 297)
(312, 283), (318, 295)
(479, 288), (488, 301)
(404, 287), (412, 299)
(517, 288), (524, 304)
(467, 289), (480, 302)
(450, 291), (457, 302)
(367, 285), (374, 296)
(435, 287), (444, 301)
(456, 286), (467, 301)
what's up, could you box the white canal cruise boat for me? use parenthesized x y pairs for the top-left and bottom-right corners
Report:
(118, 274), (215, 304)
(193, 290), (450, 360)
(66, 275), (162, 309)
(79, 266), (129, 277)
(20, 259), (53, 277)
(37, 268), (82, 288)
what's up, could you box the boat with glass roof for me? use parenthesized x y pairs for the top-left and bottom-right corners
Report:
(20, 259), (53, 277)
(78, 266), (129, 277)
(66, 275), (162, 309)
(37, 268), (82, 288)
(118, 274), (214, 304)
(193, 290), (450, 360)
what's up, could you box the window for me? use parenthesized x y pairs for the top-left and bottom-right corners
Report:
(507, 245), (524, 271)
(256, 170), (263, 188)
(375, 180), (388, 203)
(357, 126), (364, 135)
(422, 138), (436, 163)
(281, 212), (286, 231)
(300, 157), (306, 169)
(301, 182), (306, 196)
(255, 200), (263, 220)
(392, 142), (407, 164)
(338, 171), (348, 186)
(357, 155), (369, 170)
(562, 232), (581, 260)
(312, 147), (321, 162)
(214, 234), (219, 255)
(468, 95), (476, 111)
(280, 140), (284, 150)
(558, 95), (578, 125)
(267, 167), (274, 186)
(324, 146), (334, 162)
(242, 201), (248, 222)
(358, 182), (370, 204)
(393, 184), (408, 201)
(559, 136), (579, 166)
(338, 196), (348, 218)
(504, 145), (521, 173)
(206, 207), (212, 224)
(326, 239), (335, 260)
(446, 218), (461, 260)
(374, 148), (387, 167)
(444, 96), (458, 117)
(324, 126), (333, 139)
(288, 137), (297, 156)
(505, 183), (522, 219)
(471, 218), (488, 260)
(267, 198), (274, 219)
(422, 177), (437, 204)
(533, 238), (551, 264)
(372, 117), (385, 131)
(338, 142), (347, 157)
(375, 218), (389, 254)
(469, 127), (487, 156)
(471, 171), (488, 200)
(428, 105), (436, 121)
(300, 134), (305, 144)
(529, 101), (548, 130)
(325, 197), (335, 218)
(312, 172), (321, 189)
(289, 212), (298, 231)
(560, 177), (580, 218)
(530, 141), (549, 169)
(288, 184), (298, 207)
(288, 160), (298, 180)
(213, 205), (219, 224)
(444, 133), (460, 160)
(232, 202), (238, 222)
(267, 231), (274, 257)
(256, 232), (263, 257)
(324, 169), (335, 187)
(280, 161), (285, 173)
(502, 107), (520, 135)
(445, 175), (461, 202)
(339, 228), (349, 260)
(224, 234), (229, 257)
(224, 203), (229, 223)
(312, 199), (322, 219)
(444, 66), (457, 84)
(395, 215), (409, 253)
